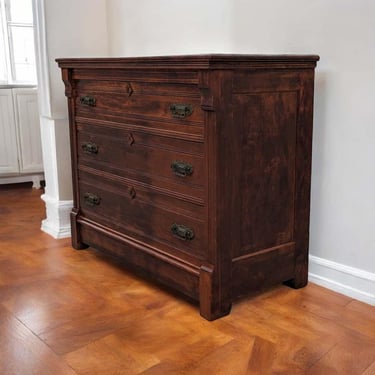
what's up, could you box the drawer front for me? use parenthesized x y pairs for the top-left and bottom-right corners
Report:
(78, 172), (207, 260)
(76, 122), (206, 196)
(75, 80), (205, 125)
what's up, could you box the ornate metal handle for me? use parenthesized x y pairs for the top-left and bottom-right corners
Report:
(84, 192), (101, 206)
(170, 104), (193, 118)
(171, 223), (195, 241)
(128, 187), (136, 200)
(82, 142), (98, 154)
(171, 160), (193, 177)
(79, 95), (96, 106)
(124, 82), (133, 97)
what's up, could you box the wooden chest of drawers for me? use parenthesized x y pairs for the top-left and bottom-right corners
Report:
(57, 54), (319, 320)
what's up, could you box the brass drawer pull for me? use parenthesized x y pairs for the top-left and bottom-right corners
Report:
(171, 223), (194, 241)
(84, 192), (101, 206)
(170, 103), (193, 118)
(79, 95), (96, 106)
(171, 160), (193, 177)
(82, 142), (98, 154)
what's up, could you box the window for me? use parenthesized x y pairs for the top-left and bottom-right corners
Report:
(0, 0), (37, 84)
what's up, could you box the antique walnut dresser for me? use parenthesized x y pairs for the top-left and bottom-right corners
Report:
(57, 54), (319, 320)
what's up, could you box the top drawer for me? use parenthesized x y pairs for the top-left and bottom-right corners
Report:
(74, 80), (205, 125)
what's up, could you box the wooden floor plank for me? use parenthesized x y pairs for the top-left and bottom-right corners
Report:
(1, 183), (374, 374)
(0, 305), (76, 375)
(64, 333), (161, 375)
(246, 336), (276, 375)
(362, 361), (375, 375)
(306, 334), (375, 375)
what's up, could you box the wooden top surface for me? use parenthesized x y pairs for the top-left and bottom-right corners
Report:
(56, 54), (319, 70)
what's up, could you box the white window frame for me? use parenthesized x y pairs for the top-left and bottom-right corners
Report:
(0, 0), (11, 83)
(0, 0), (36, 84)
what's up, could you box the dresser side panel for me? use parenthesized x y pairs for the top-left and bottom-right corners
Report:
(230, 69), (315, 297)
(235, 90), (298, 255)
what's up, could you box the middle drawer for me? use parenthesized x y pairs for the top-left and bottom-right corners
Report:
(76, 122), (205, 200)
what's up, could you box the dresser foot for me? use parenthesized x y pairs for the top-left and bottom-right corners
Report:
(199, 301), (232, 321)
(71, 226), (89, 250)
(70, 210), (89, 250)
(284, 277), (307, 289)
(199, 265), (232, 321)
(283, 265), (308, 289)
(284, 251), (309, 289)
(72, 240), (89, 250)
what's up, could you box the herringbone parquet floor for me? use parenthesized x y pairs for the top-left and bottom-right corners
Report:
(0, 183), (374, 374)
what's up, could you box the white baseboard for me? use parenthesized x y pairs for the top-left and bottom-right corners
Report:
(40, 193), (72, 239)
(309, 255), (375, 306)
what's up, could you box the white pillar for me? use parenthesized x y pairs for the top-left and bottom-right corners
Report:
(32, 0), (108, 238)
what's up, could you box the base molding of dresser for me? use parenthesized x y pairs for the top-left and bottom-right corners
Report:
(231, 242), (298, 300)
(76, 220), (303, 320)
(78, 219), (201, 299)
(77, 219), (237, 320)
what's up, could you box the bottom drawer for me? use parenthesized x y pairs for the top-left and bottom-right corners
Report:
(78, 178), (207, 260)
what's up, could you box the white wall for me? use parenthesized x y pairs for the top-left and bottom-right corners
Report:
(106, 0), (233, 56)
(44, 0), (109, 120)
(105, 0), (375, 303)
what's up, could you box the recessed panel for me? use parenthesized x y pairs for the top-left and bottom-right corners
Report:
(236, 91), (298, 255)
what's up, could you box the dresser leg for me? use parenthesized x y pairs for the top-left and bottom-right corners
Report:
(70, 210), (89, 250)
(284, 256), (308, 289)
(71, 236), (89, 250)
(199, 265), (232, 321)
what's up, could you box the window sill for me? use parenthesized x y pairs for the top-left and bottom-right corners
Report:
(0, 84), (37, 89)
